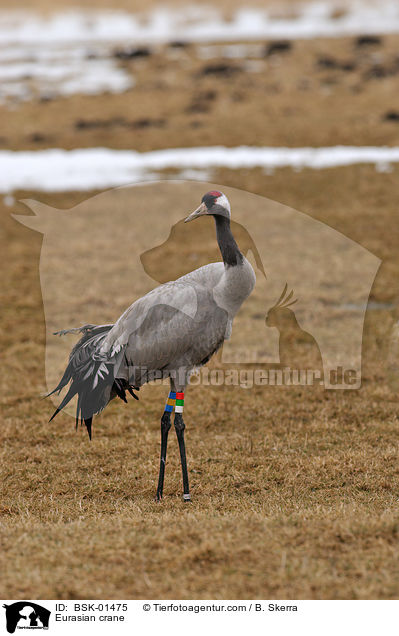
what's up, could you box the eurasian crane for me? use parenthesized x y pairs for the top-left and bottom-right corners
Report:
(48, 191), (256, 501)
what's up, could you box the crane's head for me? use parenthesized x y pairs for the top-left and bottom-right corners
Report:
(184, 191), (231, 223)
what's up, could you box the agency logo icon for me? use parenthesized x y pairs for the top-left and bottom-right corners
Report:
(2, 602), (51, 634)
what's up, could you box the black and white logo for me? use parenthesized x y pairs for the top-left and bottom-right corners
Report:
(2, 603), (51, 634)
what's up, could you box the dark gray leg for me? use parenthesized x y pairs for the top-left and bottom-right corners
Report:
(174, 413), (191, 502)
(156, 412), (171, 501)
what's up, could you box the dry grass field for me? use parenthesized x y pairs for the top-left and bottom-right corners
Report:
(2, 0), (399, 600)
(2, 34), (399, 151)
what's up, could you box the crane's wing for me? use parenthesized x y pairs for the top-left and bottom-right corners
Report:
(100, 263), (225, 356)
(99, 264), (228, 382)
(100, 281), (197, 356)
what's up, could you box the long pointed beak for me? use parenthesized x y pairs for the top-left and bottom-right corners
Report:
(184, 202), (208, 223)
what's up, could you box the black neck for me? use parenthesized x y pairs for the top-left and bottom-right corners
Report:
(214, 215), (243, 267)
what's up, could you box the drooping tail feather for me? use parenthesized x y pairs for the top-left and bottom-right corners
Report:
(46, 324), (114, 399)
(47, 323), (138, 439)
(49, 383), (78, 421)
(84, 417), (93, 440)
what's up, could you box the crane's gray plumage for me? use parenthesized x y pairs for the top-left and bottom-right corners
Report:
(48, 191), (256, 499)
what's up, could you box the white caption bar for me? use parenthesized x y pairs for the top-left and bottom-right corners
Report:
(1, 599), (398, 636)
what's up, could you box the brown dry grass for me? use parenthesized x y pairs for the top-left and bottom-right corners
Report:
(2, 16), (399, 599)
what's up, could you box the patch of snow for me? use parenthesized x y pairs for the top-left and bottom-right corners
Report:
(1, 3), (399, 47)
(1, 145), (399, 192)
(0, 2), (398, 104)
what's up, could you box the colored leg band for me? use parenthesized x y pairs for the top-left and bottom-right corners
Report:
(164, 391), (176, 413)
(175, 392), (184, 414)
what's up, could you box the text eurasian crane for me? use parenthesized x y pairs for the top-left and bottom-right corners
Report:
(48, 191), (256, 501)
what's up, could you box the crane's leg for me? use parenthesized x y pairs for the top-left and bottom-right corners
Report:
(174, 390), (191, 502)
(156, 389), (175, 501)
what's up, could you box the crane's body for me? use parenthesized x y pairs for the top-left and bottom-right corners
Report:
(48, 191), (256, 501)
(101, 258), (255, 383)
